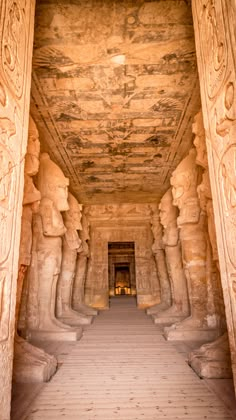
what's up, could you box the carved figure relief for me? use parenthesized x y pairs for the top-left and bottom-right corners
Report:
(2, 0), (27, 98)
(0, 0), (35, 416)
(0, 118), (16, 267)
(192, 0), (236, 386)
(198, 0), (227, 101)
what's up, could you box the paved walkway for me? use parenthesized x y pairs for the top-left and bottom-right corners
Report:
(25, 297), (233, 420)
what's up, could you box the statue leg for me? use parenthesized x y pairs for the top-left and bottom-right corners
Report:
(153, 244), (190, 324)
(164, 238), (220, 341)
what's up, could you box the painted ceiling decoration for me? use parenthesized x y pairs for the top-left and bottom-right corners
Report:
(31, 0), (200, 204)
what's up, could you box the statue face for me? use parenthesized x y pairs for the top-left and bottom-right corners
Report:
(170, 150), (199, 209)
(65, 193), (82, 229)
(52, 180), (69, 212)
(38, 154), (70, 211)
(71, 204), (82, 230)
(159, 189), (177, 227)
(159, 202), (169, 228)
(170, 173), (186, 209)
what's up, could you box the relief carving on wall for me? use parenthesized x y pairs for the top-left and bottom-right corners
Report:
(198, 0), (227, 101)
(0, 0), (35, 416)
(1, 0), (27, 99)
(193, 0), (236, 388)
(0, 86), (17, 343)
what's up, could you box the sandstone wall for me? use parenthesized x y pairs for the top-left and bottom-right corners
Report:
(0, 1), (35, 418)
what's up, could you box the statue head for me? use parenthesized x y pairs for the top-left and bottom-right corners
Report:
(193, 110), (208, 169)
(37, 153), (69, 211)
(23, 175), (41, 211)
(170, 149), (199, 209)
(159, 188), (178, 228)
(64, 192), (83, 230)
(24, 116), (40, 176)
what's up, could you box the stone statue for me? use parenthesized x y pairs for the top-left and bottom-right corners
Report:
(26, 153), (81, 341)
(72, 211), (98, 316)
(164, 149), (220, 341)
(14, 116), (57, 382)
(147, 210), (171, 316)
(56, 193), (94, 325)
(152, 189), (189, 324)
(188, 111), (230, 378)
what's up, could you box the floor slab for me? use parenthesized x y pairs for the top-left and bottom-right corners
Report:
(11, 297), (236, 420)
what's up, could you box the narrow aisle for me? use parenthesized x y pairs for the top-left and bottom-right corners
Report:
(24, 297), (233, 420)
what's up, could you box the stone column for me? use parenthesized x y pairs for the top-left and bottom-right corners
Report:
(0, 1), (35, 417)
(192, 0), (236, 388)
(188, 110), (231, 378)
(13, 116), (57, 383)
(153, 189), (189, 324)
(147, 211), (171, 316)
(56, 193), (93, 326)
(164, 149), (220, 341)
(26, 153), (81, 341)
(72, 213), (98, 316)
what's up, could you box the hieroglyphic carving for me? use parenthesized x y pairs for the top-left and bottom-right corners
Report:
(1, 0), (27, 98)
(0, 117), (16, 267)
(0, 0), (35, 417)
(192, 0), (236, 390)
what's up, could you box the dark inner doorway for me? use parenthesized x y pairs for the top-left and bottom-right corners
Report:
(108, 242), (136, 296)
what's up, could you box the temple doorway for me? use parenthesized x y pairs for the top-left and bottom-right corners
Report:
(108, 242), (136, 297)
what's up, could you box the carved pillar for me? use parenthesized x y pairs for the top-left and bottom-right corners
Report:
(0, 1), (35, 418)
(187, 110), (231, 378)
(192, 0), (236, 387)
(153, 189), (189, 324)
(72, 213), (98, 316)
(13, 116), (57, 383)
(56, 193), (92, 326)
(147, 211), (171, 316)
(164, 149), (220, 341)
(26, 153), (81, 342)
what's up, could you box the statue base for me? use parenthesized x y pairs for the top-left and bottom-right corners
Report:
(164, 325), (220, 341)
(73, 302), (98, 316)
(153, 314), (186, 325)
(27, 328), (82, 342)
(13, 356), (57, 383)
(58, 313), (93, 326)
(146, 302), (170, 316)
(189, 356), (232, 379)
(13, 337), (57, 383)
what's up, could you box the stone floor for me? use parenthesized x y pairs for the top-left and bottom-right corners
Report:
(11, 297), (236, 420)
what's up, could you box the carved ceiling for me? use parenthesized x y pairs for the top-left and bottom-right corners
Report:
(31, 0), (201, 204)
